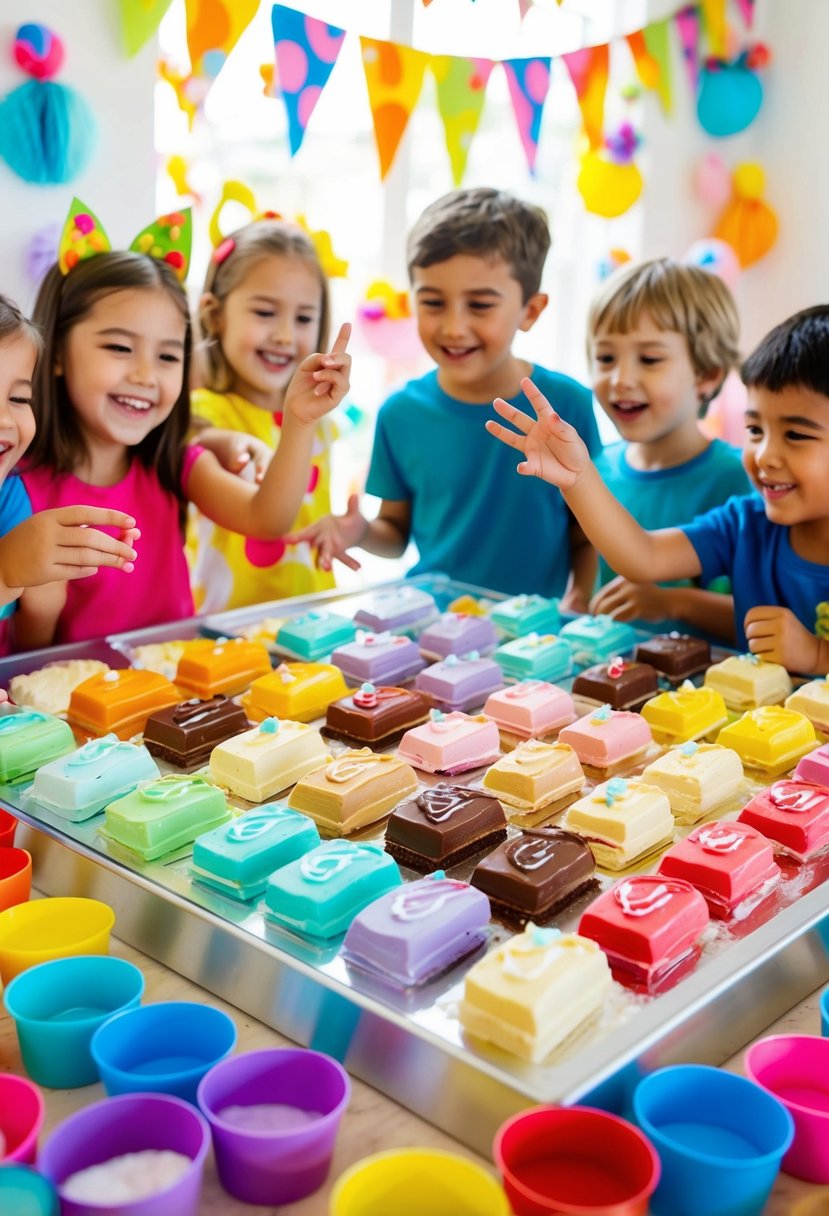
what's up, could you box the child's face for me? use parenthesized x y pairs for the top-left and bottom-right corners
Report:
(743, 384), (829, 528)
(212, 254), (322, 410)
(0, 335), (37, 484)
(411, 254), (546, 399)
(58, 287), (186, 451)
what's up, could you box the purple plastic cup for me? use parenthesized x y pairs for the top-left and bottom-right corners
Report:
(197, 1046), (350, 1204)
(38, 1092), (210, 1216)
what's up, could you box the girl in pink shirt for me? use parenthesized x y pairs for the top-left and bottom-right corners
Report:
(20, 251), (350, 646)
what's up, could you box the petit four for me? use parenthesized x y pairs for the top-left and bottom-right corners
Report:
(470, 827), (596, 922)
(330, 632), (426, 685)
(238, 616), (285, 645)
(739, 779), (829, 860)
(264, 840), (402, 939)
(641, 741), (744, 824)
(559, 615), (637, 664)
(657, 821), (780, 917)
(324, 684), (431, 745)
(143, 696), (249, 768)
(490, 594), (560, 639)
(385, 784), (508, 872)
(578, 875), (709, 984)
(68, 669), (181, 740)
(633, 632), (711, 682)
(209, 718), (330, 803)
(396, 711), (501, 774)
(572, 657), (659, 712)
(640, 681), (728, 745)
(8, 659), (111, 716)
(785, 678), (829, 736)
(353, 587), (438, 634)
(102, 774), (231, 861)
(288, 748), (418, 836)
(558, 705), (653, 769)
(795, 741), (829, 785)
(415, 653), (503, 713)
(418, 613), (498, 662)
(276, 611), (356, 661)
(562, 777), (674, 870)
(0, 710), (77, 783)
(191, 803), (320, 900)
(704, 654), (793, 711)
(175, 638), (271, 699)
(241, 663), (349, 724)
(483, 680), (576, 745)
(28, 734), (160, 822)
(459, 927), (612, 1063)
(447, 595), (492, 616)
(493, 633), (572, 683)
(482, 740), (584, 813)
(717, 706), (816, 775)
(342, 873), (490, 986)
(129, 641), (194, 681)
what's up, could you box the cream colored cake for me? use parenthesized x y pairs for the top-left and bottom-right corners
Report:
(482, 740), (585, 813)
(459, 927), (612, 1063)
(9, 660), (111, 716)
(288, 748), (418, 836)
(209, 717), (330, 802)
(562, 777), (674, 870)
(130, 641), (193, 681)
(704, 654), (793, 711)
(785, 679), (829, 736)
(642, 741), (744, 824)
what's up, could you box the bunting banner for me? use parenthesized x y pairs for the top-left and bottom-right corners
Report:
(271, 6), (346, 155)
(699, 0), (727, 56)
(562, 43), (609, 149)
(430, 56), (494, 186)
(733, 0), (756, 27)
(184, 0), (258, 79)
(675, 5), (701, 96)
(642, 17), (673, 115)
(119, 0), (174, 56)
(360, 38), (431, 179)
(502, 58), (551, 174)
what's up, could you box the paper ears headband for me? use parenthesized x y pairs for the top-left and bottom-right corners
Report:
(58, 197), (192, 281)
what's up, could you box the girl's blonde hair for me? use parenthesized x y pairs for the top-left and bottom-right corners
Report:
(0, 293), (42, 357)
(198, 220), (330, 393)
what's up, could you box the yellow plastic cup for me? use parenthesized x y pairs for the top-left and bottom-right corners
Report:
(0, 897), (115, 984)
(330, 1148), (510, 1216)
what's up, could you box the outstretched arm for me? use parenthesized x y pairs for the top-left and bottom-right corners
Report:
(287, 496), (411, 572)
(591, 578), (737, 644)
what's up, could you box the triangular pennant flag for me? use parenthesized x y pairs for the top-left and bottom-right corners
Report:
(642, 18), (672, 114)
(271, 6), (346, 156)
(562, 44), (608, 149)
(675, 6), (700, 96)
(733, 0), (755, 28)
(430, 56), (494, 186)
(625, 31), (660, 91)
(502, 58), (551, 174)
(119, 0), (174, 56)
(184, 0), (258, 79)
(518, 0), (534, 18)
(360, 38), (430, 179)
(700, 0), (727, 57)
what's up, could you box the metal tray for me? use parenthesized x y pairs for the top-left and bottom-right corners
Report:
(3, 575), (829, 1155)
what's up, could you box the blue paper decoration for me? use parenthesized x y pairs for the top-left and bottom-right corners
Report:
(0, 80), (96, 184)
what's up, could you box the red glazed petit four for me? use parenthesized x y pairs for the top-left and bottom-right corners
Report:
(738, 779), (829, 861)
(657, 821), (780, 918)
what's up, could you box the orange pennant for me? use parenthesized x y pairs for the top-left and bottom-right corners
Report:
(562, 43), (609, 149)
(360, 38), (430, 179)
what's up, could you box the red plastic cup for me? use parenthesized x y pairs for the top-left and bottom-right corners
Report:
(0, 809), (17, 848)
(494, 1105), (660, 1216)
(0, 847), (32, 911)
(745, 1034), (829, 1183)
(0, 1072), (45, 1163)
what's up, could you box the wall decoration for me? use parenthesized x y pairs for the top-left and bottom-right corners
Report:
(431, 56), (494, 186)
(184, 0), (259, 81)
(271, 5), (346, 155)
(562, 44), (609, 149)
(577, 122), (643, 218)
(356, 281), (423, 363)
(713, 161), (778, 267)
(119, 0), (174, 56)
(684, 236), (741, 287)
(696, 45), (768, 137)
(360, 38), (431, 180)
(693, 152), (732, 208)
(502, 57), (551, 173)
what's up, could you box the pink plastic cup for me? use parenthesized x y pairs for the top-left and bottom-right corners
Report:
(494, 1104), (660, 1215)
(0, 847), (31, 911)
(0, 1072), (45, 1164)
(0, 809), (17, 848)
(745, 1034), (829, 1183)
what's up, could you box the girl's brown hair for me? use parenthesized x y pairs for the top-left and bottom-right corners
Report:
(0, 293), (42, 358)
(198, 220), (330, 393)
(27, 252), (192, 517)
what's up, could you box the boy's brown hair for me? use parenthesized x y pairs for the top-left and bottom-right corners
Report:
(406, 187), (551, 303)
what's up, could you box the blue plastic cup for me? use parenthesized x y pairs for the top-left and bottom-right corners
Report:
(821, 986), (829, 1037)
(0, 1164), (58, 1215)
(633, 1064), (794, 1216)
(3, 954), (144, 1089)
(90, 1000), (237, 1105)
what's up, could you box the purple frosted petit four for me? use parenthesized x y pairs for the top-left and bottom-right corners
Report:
(415, 652), (504, 713)
(418, 613), (498, 662)
(353, 587), (438, 634)
(330, 631), (426, 685)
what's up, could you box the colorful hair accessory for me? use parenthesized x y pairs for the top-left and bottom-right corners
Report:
(57, 197), (191, 280)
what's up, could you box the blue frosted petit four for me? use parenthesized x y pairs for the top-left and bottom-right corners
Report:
(28, 734), (160, 822)
(490, 595), (561, 639)
(191, 803), (320, 900)
(559, 615), (637, 664)
(276, 611), (357, 660)
(493, 633), (573, 682)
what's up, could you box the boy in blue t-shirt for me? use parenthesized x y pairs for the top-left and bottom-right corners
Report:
(291, 188), (600, 603)
(487, 305), (829, 675)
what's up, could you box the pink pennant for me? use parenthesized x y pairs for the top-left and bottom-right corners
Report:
(502, 57), (551, 174)
(733, 0), (755, 27)
(675, 5), (700, 95)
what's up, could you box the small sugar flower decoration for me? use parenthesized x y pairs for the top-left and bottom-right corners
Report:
(604, 777), (628, 806)
(530, 925), (561, 947)
(259, 717), (279, 734)
(680, 741), (699, 757)
(591, 703), (612, 724)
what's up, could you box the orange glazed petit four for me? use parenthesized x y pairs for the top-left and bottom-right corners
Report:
(175, 638), (271, 698)
(68, 669), (181, 740)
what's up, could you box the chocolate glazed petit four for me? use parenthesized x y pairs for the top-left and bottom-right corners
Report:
(143, 696), (250, 768)
(633, 632), (711, 682)
(384, 783), (508, 872)
(323, 683), (432, 747)
(471, 827), (597, 924)
(572, 657), (659, 712)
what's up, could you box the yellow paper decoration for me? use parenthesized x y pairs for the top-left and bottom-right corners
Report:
(360, 37), (430, 179)
(577, 152), (643, 218)
(714, 162), (778, 268)
(700, 0), (728, 57)
(430, 56), (493, 186)
(184, 0), (258, 78)
(562, 44), (609, 151)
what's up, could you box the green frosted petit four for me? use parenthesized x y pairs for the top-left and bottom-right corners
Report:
(276, 611), (357, 660)
(493, 633), (572, 682)
(490, 595), (560, 639)
(102, 773), (231, 861)
(0, 710), (75, 784)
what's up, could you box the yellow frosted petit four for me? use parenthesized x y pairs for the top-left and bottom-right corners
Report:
(640, 680), (728, 745)
(459, 926), (611, 1063)
(717, 706), (816, 776)
(288, 748), (418, 836)
(704, 654), (793, 712)
(642, 741), (744, 824)
(175, 638), (271, 699)
(562, 777), (674, 870)
(209, 717), (330, 802)
(482, 740), (585, 813)
(785, 678), (829, 736)
(241, 663), (349, 724)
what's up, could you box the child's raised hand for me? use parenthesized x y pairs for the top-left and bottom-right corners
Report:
(590, 576), (671, 623)
(283, 322), (352, 425)
(0, 506), (138, 592)
(198, 428), (272, 483)
(486, 377), (591, 488)
(745, 605), (828, 675)
(285, 494), (367, 572)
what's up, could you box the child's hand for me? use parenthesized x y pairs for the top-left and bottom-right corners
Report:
(745, 605), (827, 674)
(284, 322), (352, 425)
(590, 577), (671, 623)
(0, 507), (138, 592)
(286, 494), (367, 572)
(198, 428), (271, 483)
(486, 377), (591, 488)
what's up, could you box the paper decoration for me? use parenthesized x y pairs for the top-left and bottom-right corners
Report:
(699, 0), (727, 57)
(734, 0), (756, 28)
(158, 60), (210, 129)
(119, 0), (174, 57)
(697, 53), (763, 137)
(674, 6), (700, 95)
(360, 38), (430, 179)
(518, 0), (534, 17)
(642, 18), (672, 114)
(562, 44), (609, 149)
(430, 56), (494, 185)
(271, 6), (346, 155)
(625, 31), (660, 91)
(713, 163), (778, 268)
(502, 58), (551, 174)
(184, 0), (258, 79)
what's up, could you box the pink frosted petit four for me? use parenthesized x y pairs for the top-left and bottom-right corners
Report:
(794, 742), (829, 786)
(657, 821), (780, 918)
(738, 779), (829, 861)
(483, 680), (576, 743)
(396, 710), (501, 774)
(558, 704), (653, 768)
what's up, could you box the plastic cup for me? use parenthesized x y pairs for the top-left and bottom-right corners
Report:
(38, 1092), (210, 1216)
(744, 1034), (829, 1183)
(197, 1046), (350, 1204)
(3, 954), (145, 1089)
(0, 896), (115, 984)
(0, 1164), (58, 1215)
(633, 1064), (794, 1215)
(0, 847), (31, 911)
(0, 1073), (45, 1164)
(90, 1000), (237, 1105)
(330, 1148), (511, 1216)
(821, 986), (829, 1038)
(0, 808), (17, 848)
(494, 1104), (659, 1215)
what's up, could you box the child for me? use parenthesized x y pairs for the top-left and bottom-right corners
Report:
(587, 257), (751, 640)
(189, 218), (338, 610)
(0, 294), (136, 653)
(18, 244), (350, 648)
(487, 304), (829, 675)
(290, 187), (601, 605)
